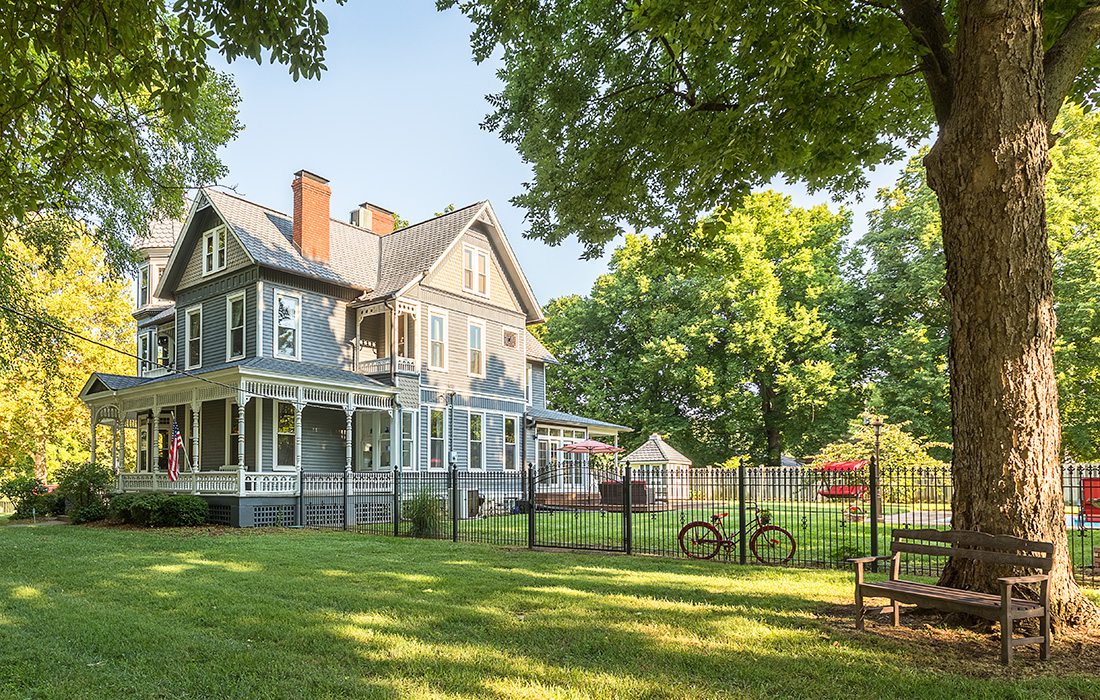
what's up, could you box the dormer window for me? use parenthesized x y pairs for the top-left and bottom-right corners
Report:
(202, 225), (228, 275)
(137, 263), (150, 307)
(462, 245), (490, 297)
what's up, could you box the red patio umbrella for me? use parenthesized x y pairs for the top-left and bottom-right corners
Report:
(561, 438), (624, 454)
(815, 460), (868, 472)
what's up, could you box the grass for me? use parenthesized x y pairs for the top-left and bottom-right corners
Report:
(2, 526), (1099, 700)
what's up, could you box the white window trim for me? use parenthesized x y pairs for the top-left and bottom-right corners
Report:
(137, 330), (153, 375)
(185, 306), (202, 370)
(272, 401), (297, 472)
(273, 289), (302, 361)
(468, 411), (486, 470)
(462, 244), (491, 298)
(525, 364), (533, 405)
(428, 308), (448, 371)
(226, 291), (246, 361)
(402, 411), (418, 472)
(427, 407), (447, 471)
(503, 414), (519, 471)
(202, 225), (228, 276)
(467, 318), (486, 379)
(137, 262), (150, 308)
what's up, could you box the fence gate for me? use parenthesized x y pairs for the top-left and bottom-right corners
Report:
(531, 462), (630, 552)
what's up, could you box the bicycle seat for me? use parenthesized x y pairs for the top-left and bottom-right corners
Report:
(711, 512), (729, 522)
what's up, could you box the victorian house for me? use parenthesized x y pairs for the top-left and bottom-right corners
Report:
(80, 171), (628, 525)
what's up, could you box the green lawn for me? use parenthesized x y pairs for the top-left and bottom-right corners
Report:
(2, 526), (1098, 699)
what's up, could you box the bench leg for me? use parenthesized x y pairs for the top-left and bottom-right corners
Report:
(1040, 578), (1051, 661)
(1000, 589), (1013, 665)
(855, 585), (865, 631)
(891, 598), (900, 627)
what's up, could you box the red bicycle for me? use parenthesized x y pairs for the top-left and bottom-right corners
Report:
(677, 503), (797, 564)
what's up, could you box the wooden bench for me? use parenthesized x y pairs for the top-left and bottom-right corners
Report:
(849, 529), (1053, 664)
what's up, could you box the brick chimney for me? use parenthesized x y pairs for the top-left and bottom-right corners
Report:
(350, 201), (396, 236)
(292, 170), (331, 261)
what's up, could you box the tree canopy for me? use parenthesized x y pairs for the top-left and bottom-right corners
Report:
(538, 192), (857, 466)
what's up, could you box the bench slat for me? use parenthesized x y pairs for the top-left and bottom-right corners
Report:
(859, 580), (1044, 621)
(893, 528), (1054, 555)
(890, 541), (1053, 570)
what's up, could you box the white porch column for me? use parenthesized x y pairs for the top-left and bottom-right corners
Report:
(110, 421), (120, 473)
(390, 400), (401, 474)
(190, 401), (201, 472)
(236, 392), (249, 496)
(89, 410), (97, 464)
(294, 396), (304, 474)
(344, 402), (354, 472)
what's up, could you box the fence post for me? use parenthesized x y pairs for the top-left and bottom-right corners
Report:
(451, 460), (459, 543)
(623, 462), (633, 555)
(738, 458), (747, 565)
(343, 467), (351, 531)
(527, 462), (536, 549)
(297, 468), (304, 527)
(392, 466), (400, 537)
(869, 453), (881, 570)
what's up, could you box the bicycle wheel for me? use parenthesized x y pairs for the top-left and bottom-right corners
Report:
(749, 525), (796, 565)
(678, 521), (723, 560)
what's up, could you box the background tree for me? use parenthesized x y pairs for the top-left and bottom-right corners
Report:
(0, 231), (132, 483)
(445, 0), (1100, 624)
(539, 192), (858, 466)
(1, 0), (342, 361)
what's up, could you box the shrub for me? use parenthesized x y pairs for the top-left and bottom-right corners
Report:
(56, 462), (113, 512)
(110, 493), (209, 527)
(0, 475), (51, 518)
(403, 489), (443, 538)
(39, 492), (66, 517)
(70, 501), (110, 524)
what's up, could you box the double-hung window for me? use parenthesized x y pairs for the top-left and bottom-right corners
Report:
(468, 319), (485, 378)
(186, 306), (202, 369)
(429, 310), (447, 370)
(503, 416), (518, 470)
(469, 413), (484, 470)
(429, 408), (445, 470)
(137, 331), (152, 374)
(202, 225), (228, 275)
(137, 263), (150, 307)
(276, 402), (296, 469)
(274, 290), (301, 360)
(402, 413), (417, 470)
(462, 245), (489, 296)
(226, 292), (246, 360)
(525, 365), (533, 405)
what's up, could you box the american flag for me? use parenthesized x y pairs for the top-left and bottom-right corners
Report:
(167, 419), (185, 481)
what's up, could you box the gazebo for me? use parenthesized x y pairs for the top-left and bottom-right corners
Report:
(623, 433), (692, 501)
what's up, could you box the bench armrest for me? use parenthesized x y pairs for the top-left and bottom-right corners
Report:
(846, 555), (894, 564)
(998, 574), (1049, 585)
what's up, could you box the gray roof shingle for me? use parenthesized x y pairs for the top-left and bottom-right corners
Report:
(527, 406), (630, 432)
(374, 201), (486, 297)
(525, 330), (558, 364)
(623, 433), (692, 466)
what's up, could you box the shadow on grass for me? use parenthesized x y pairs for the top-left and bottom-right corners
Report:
(1, 526), (1098, 699)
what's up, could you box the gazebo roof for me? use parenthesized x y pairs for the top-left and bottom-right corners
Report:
(623, 433), (692, 466)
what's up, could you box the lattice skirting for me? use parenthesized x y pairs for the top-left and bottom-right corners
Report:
(252, 504), (296, 528)
(207, 503), (232, 526)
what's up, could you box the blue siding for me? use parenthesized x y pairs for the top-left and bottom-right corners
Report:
(175, 268), (258, 369)
(529, 361), (547, 409)
(261, 283), (353, 368)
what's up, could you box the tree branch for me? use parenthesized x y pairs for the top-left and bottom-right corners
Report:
(1044, 2), (1100, 125)
(896, 0), (954, 125)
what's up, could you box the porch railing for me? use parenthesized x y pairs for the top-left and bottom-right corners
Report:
(356, 356), (418, 375)
(117, 470), (299, 497)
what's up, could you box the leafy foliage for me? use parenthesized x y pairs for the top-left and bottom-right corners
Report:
(110, 493), (209, 527)
(69, 501), (111, 525)
(0, 474), (52, 518)
(55, 462), (114, 513)
(0, 233), (132, 481)
(404, 489), (444, 538)
(540, 192), (858, 466)
(1, 0), (342, 361)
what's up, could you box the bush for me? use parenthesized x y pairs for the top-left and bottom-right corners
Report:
(403, 489), (443, 538)
(39, 492), (66, 517)
(56, 462), (113, 512)
(0, 475), (51, 518)
(110, 492), (209, 527)
(70, 501), (110, 524)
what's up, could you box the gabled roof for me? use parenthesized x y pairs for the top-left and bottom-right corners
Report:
(623, 433), (692, 466)
(156, 190), (543, 322)
(525, 330), (558, 364)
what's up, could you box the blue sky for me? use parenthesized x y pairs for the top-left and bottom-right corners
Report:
(211, 2), (913, 305)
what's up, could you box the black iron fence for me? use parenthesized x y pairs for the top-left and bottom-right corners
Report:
(299, 460), (1100, 587)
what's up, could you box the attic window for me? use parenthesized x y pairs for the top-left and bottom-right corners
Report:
(462, 245), (489, 297)
(202, 225), (228, 275)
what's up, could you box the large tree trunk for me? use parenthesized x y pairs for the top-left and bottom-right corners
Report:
(759, 375), (782, 467)
(925, 0), (1097, 627)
